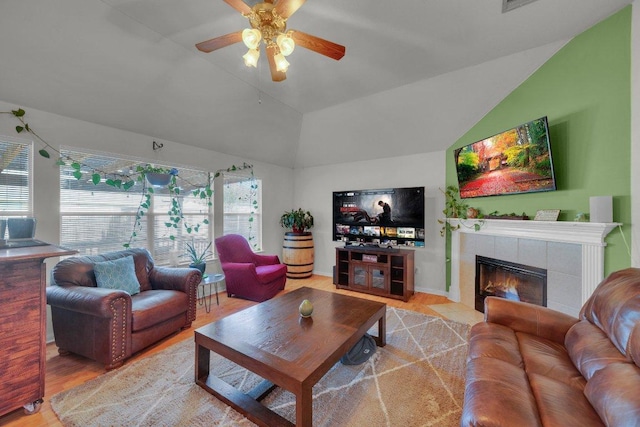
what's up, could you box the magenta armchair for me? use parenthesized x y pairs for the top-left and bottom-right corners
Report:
(215, 234), (287, 302)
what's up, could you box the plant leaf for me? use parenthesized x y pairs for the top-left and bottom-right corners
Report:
(15, 125), (24, 133)
(12, 108), (26, 117)
(92, 173), (101, 185)
(106, 179), (116, 187)
(72, 170), (83, 180)
(71, 162), (82, 170)
(38, 149), (50, 158)
(123, 180), (135, 190)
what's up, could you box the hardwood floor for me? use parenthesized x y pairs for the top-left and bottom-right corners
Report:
(0, 275), (455, 427)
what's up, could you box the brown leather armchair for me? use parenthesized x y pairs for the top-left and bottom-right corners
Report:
(46, 248), (201, 370)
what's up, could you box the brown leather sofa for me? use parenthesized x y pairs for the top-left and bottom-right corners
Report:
(461, 268), (640, 426)
(47, 248), (201, 370)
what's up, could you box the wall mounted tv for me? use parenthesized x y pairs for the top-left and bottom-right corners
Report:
(333, 187), (425, 247)
(454, 116), (556, 199)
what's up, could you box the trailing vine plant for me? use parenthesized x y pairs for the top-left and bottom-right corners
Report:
(2, 108), (257, 247)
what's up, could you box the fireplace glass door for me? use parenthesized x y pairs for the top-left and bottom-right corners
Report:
(475, 256), (547, 312)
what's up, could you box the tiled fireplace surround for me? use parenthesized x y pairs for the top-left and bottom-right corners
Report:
(448, 219), (619, 317)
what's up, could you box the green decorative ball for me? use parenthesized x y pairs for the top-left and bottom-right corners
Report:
(299, 299), (313, 317)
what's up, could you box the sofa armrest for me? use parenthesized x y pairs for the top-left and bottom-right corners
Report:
(485, 297), (578, 344)
(150, 266), (202, 292)
(46, 285), (131, 318)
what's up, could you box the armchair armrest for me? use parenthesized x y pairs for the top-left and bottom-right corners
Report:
(221, 262), (260, 282)
(485, 297), (579, 344)
(149, 266), (202, 292)
(253, 253), (281, 266)
(46, 285), (131, 318)
(149, 266), (201, 324)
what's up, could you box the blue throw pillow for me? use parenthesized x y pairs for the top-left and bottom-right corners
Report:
(94, 255), (141, 295)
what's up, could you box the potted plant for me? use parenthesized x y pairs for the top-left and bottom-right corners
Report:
(280, 208), (315, 279)
(144, 166), (178, 187)
(279, 208), (314, 233)
(185, 240), (212, 275)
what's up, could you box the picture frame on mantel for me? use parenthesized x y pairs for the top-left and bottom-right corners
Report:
(534, 209), (561, 221)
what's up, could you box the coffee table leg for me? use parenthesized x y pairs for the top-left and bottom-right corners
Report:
(296, 386), (313, 427)
(195, 343), (210, 382)
(377, 311), (386, 347)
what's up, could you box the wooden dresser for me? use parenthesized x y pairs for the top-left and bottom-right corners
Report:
(0, 243), (76, 416)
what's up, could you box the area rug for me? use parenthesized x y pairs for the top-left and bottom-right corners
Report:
(50, 307), (470, 427)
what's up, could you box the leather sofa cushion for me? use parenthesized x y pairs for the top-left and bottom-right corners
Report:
(131, 290), (187, 332)
(580, 268), (640, 357)
(566, 320), (629, 380)
(585, 362), (640, 426)
(462, 357), (541, 427)
(467, 322), (523, 368)
(518, 332), (586, 390)
(256, 264), (288, 283)
(529, 373), (603, 427)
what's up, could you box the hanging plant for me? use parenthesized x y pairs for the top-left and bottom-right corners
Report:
(2, 107), (258, 247)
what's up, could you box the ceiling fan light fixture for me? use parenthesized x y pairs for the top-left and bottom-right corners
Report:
(243, 48), (260, 68)
(242, 28), (262, 50)
(276, 33), (295, 56)
(274, 53), (290, 72)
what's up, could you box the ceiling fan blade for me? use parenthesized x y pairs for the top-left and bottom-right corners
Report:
(290, 30), (345, 60)
(266, 44), (287, 82)
(195, 31), (243, 53)
(274, 0), (306, 19)
(223, 0), (252, 15)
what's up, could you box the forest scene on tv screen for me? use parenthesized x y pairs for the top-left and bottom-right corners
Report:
(333, 187), (425, 247)
(455, 116), (556, 199)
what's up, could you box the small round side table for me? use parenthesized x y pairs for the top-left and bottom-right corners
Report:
(198, 273), (225, 313)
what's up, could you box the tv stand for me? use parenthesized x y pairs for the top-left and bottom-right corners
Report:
(335, 247), (414, 302)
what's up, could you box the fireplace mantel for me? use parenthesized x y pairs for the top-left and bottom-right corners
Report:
(447, 219), (619, 246)
(448, 219), (621, 309)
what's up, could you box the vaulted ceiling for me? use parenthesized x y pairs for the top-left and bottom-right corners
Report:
(0, 0), (632, 168)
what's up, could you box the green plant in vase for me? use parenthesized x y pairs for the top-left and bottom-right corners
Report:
(185, 240), (212, 275)
(280, 208), (314, 234)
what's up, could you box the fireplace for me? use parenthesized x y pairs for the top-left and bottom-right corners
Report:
(475, 256), (547, 312)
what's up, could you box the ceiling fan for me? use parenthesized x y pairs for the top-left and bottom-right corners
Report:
(195, 0), (346, 82)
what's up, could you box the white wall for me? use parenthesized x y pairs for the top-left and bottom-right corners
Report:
(292, 151), (448, 296)
(0, 99), (294, 341)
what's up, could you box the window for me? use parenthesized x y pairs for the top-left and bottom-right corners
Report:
(223, 174), (262, 251)
(0, 137), (32, 219)
(59, 148), (212, 265)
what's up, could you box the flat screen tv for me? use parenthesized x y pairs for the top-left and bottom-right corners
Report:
(454, 116), (556, 199)
(333, 187), (425, 247)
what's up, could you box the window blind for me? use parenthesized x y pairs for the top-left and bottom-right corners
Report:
(60, 149), (212, 265)
(0, 138), (32, 215)
(223, 174), (262, 251)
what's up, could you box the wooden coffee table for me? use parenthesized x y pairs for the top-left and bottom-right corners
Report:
(195, 286), (386, 427)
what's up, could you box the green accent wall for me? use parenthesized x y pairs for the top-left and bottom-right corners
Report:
(446, 6), (631, 284)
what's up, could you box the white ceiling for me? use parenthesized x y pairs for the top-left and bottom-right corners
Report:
(0, 0), (632, 168)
